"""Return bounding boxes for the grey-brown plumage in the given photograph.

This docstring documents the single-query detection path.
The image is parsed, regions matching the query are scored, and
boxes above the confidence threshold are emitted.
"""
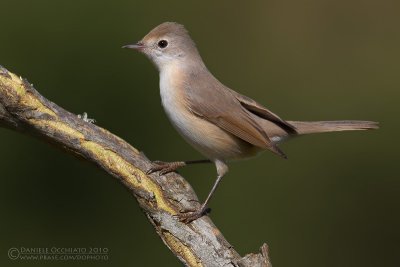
[123,22,379,223]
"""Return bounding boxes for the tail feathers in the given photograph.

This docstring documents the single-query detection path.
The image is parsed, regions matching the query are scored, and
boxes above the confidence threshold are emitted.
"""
[287,120,379,135]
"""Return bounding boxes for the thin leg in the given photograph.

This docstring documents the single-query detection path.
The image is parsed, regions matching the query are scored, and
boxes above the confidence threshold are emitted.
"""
[184,159,211,165]
[146,159,211,175]
[202,174,223,209]
[177,174,225,224]
[178,160,228,223]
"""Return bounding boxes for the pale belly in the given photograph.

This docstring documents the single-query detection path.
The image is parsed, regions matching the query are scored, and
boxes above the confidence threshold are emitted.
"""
[160,71,258,160]
[163,102,259,160]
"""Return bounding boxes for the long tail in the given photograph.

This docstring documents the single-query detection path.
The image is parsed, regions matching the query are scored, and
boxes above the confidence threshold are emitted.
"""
[287,120,379,135]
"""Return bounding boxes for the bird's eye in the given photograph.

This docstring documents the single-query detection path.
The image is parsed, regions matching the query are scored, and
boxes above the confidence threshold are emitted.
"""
[158,40,168,48]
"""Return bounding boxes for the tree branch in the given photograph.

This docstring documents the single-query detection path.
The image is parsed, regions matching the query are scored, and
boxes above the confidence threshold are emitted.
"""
[0,65,272,267]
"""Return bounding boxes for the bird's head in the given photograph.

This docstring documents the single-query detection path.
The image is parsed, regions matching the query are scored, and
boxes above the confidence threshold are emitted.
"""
[123,22,200,70]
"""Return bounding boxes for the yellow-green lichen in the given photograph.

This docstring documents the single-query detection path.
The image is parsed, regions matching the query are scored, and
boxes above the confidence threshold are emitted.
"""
[81,141,176,214]
[31,116,176,214]
[0,72,56,117]
[163,231,203,267]
[34,120,85,139]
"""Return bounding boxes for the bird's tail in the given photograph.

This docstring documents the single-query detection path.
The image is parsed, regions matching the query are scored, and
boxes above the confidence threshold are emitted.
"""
[287,120,379,135]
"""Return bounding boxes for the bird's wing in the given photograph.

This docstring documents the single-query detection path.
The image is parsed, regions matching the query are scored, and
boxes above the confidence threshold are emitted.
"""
[185,76,287,158]
[226,88,297,134]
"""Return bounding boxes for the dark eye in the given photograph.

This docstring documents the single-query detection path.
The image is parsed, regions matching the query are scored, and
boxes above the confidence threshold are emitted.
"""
[158,40,168,48]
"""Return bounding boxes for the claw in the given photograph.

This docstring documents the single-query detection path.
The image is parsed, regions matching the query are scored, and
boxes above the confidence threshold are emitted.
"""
[146,166,160,175]
[175,206,211,224]
[146,161,186,175]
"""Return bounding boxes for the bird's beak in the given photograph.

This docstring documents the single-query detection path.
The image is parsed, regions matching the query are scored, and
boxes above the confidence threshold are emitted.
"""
[122,42,146,50]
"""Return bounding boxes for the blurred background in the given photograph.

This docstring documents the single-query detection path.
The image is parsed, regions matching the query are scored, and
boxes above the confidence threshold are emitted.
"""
[0,0,398,266]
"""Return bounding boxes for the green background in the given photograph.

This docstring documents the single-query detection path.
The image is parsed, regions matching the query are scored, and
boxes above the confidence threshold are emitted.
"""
[0,0,398,266]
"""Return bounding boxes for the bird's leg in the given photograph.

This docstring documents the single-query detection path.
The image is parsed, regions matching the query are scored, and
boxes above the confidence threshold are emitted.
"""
[177,160,228,223]
[146,159,211,175]
[177,174,224,223]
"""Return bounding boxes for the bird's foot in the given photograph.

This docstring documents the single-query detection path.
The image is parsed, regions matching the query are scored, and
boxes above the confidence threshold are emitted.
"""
[175,206,211,224]
[146,161,186,175]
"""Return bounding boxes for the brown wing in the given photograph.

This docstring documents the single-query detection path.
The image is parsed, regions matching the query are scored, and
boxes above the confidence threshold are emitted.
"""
[185,74,287,158]
[227,88,297,134]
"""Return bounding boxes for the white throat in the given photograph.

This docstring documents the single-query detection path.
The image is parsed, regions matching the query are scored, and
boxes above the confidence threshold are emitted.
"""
[159,62,182,110]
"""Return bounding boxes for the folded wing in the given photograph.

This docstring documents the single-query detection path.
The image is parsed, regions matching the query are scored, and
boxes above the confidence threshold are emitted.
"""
[227,88,297,134]
[185,78,287,158]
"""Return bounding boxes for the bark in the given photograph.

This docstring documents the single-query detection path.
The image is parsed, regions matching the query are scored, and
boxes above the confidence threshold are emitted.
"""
[0,65,272,267]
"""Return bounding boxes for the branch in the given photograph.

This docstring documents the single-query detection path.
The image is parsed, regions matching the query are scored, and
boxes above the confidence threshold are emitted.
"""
[0,65,272,267]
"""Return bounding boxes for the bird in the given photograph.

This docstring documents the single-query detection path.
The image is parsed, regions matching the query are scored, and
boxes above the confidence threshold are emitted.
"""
[123,22,378,223]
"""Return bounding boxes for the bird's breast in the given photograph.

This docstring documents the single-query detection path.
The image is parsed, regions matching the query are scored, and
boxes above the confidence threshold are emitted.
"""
[159,65,189,131]
[159,66,203,146]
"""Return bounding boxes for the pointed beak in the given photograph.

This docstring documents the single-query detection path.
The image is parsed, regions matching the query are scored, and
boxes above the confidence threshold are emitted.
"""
[122,42,146,50]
